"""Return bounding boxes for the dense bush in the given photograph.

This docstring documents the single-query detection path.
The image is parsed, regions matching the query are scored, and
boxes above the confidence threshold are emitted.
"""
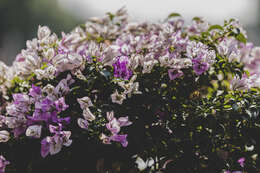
[0,8,260,173]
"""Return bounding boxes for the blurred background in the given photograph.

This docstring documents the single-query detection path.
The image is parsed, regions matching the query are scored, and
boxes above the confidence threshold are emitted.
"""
[0,0,259,65]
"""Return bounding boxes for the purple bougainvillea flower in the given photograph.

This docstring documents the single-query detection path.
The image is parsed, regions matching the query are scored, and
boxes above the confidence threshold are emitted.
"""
[106,118,121,134]
[12,93,30,106]
[49,124,61,134]
[168,69,183,80]
[112,56,132,80]
[0,155,10,173]
[41,111,53,122]
[106,112,132,134]
[12,127,26,138]
[238,157,245,167]
[57,117,71,125]
[118,116,132,127]
[77,118,89,129]
[54,74,75,96]
[39,98,53,112]
[41,124,72,158]
[41,137,51,158]
[54,97,69,113]
[110,134,128,147]
[192,57,209,75]
[29,84,42,97]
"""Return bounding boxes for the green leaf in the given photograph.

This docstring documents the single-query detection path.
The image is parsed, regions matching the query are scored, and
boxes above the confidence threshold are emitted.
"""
[96,36,104,43]
[40,62,48,70]
[11,76,23,85]
[79,24,86,30]
[208,25,224,31]
[236,33,247,44]
[26,73,36,81]
[192,17,202,22]
[106,12,115,21]
[168,13,181,18]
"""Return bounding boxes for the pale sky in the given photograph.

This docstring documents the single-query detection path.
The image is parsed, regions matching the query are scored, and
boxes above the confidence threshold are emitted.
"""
[58,0,258,25]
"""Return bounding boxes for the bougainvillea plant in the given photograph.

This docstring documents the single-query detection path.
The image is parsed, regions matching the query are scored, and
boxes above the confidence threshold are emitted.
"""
[0,8,260,173]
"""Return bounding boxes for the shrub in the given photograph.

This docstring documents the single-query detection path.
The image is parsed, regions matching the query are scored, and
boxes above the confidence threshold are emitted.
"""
[0,8,260,173]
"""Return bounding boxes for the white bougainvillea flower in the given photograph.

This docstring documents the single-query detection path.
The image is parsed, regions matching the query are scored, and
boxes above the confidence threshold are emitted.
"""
[49,137,62,155]
[230,75,250,90]
[77,96,94,110]
[83,108,96,121]
[0,130,10,142]
[142,60,158,74]
[43,48,55,61]
[118,116,132,127]
[26,38,38,51]
[111,90,126,104]
[25,125,42,138]
[77,118,89,129]
[106,118,121,134]
[99,133,112,145]
[61,131,73,147]
[35,65,57,80]
[117,75,142,98]
[38,25,51,40]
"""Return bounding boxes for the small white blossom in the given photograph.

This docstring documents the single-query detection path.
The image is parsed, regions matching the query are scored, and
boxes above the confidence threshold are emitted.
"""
[77,96,93,109]
[142,60,158,74]
[26,125,42,138]
[38,26,51,40]
[83,108,96,121]
[0,130,10,142]
[111,90,126,104]
[43,48,55,61]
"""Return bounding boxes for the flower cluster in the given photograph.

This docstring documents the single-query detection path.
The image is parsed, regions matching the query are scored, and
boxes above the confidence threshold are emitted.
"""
[0,8,260,173]
[2,74,73,158]
[100,111,132,147]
